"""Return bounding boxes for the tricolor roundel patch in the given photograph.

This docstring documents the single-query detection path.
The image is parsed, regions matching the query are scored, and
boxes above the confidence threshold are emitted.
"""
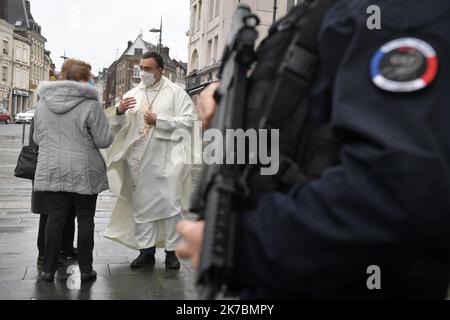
[370,38,438,93]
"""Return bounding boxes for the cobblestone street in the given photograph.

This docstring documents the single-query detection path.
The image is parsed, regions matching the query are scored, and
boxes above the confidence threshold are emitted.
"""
[0,123,200,300]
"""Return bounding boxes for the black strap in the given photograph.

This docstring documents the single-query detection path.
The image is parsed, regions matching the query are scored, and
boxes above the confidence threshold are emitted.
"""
[265,0,336,129]
[277,153,309,186]
[295,0,336,52]
[261,0,337,186]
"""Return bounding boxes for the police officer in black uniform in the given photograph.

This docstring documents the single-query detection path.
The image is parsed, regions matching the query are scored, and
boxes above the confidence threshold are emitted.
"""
[177,0,450,299]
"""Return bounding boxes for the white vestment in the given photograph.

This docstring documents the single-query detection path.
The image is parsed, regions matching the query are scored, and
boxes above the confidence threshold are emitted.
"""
[101,77,197,250]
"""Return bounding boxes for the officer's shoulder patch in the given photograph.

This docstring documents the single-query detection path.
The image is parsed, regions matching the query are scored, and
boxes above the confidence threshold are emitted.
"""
[370,38,438,93]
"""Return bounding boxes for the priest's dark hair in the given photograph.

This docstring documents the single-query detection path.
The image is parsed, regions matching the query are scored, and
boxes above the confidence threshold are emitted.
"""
[142,51,164,69]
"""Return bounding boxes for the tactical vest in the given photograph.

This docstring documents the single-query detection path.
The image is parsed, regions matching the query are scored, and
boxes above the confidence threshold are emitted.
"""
[242,0,341,208]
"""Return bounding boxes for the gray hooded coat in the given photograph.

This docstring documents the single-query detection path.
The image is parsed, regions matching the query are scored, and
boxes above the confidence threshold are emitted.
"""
[33,81,114,195]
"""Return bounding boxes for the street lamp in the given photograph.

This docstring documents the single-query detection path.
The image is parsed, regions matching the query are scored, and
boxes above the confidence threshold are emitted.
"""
[150,17,163,54]
[60,49,68,62]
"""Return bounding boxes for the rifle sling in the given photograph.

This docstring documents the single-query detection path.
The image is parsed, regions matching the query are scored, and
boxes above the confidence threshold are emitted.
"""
[262,0,338,186]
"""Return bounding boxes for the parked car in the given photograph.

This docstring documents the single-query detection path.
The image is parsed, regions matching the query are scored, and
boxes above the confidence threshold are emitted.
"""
[0,108,11,124]
[15,110,35,124]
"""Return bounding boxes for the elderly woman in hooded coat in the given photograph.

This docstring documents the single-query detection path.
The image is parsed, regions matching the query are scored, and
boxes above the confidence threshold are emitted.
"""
[33,58,114,283]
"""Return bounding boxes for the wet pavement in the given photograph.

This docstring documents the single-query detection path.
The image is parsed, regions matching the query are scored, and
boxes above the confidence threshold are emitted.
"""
[0,123,200,300]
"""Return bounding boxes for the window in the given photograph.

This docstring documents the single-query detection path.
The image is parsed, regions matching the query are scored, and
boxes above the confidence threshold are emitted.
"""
[134,48,143,56]
[22,69,27,88]
[215,0,220,17]
[207,39,213,64]
[15,68,21,87]
[192,5,198,34]
[3,39,8,55]
[197,1,202,32]
[213,35,219,61]
[209,0,214,21]
[23,49,28,63]
[191,50,199,71]
[2,66,8,82]
[133,65,140,78]
[16,47,22,61]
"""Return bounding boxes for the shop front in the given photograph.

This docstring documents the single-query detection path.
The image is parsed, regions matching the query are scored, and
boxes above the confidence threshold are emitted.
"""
[12,88,30,116]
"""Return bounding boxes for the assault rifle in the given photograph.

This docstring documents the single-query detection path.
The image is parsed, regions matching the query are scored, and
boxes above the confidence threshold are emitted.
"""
[190,5,260,300]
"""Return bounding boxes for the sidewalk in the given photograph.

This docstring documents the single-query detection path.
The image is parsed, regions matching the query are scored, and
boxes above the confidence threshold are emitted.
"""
[0,124,200,300]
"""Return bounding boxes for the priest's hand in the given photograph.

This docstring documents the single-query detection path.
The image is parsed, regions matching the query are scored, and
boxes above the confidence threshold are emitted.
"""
[198,82,220,129]
[144,112,157,126]
[176,221,205,269]
[118,96,136,114]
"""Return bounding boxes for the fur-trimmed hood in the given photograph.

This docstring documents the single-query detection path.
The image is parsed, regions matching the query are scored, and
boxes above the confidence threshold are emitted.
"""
[37,81,99,114]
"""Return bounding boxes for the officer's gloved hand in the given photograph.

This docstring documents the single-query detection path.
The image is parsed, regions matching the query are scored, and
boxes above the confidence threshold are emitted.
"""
[198,82,220,129]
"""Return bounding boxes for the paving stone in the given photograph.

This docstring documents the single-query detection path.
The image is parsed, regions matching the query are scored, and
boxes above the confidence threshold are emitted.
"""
[154,268,198,292]
[83,274,161,294]
[0,226,30,233]
[147,288,199,300]
[0,268,27,281]
[0,218,23,225]
[0,257,37,269]
[108,263,156,276]
[93,255,131,265]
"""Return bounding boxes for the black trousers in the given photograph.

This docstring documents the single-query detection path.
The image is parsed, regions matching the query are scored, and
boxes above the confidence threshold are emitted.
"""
[37,209,76,257]
[44,192,98,274]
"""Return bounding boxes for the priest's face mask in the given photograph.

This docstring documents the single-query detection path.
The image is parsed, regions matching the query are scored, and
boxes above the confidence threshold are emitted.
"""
[139,57,163,86]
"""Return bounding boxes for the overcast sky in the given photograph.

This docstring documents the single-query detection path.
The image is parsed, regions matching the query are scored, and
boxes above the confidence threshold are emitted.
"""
[31,0,191,75]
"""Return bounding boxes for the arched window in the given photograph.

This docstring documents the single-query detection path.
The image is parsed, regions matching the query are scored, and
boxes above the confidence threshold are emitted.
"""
[191,49,199,72]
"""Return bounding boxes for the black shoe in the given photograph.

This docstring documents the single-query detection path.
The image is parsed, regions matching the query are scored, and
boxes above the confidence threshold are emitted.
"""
[60,248,77,260]
[165,251,181,270]
[131,253,155,268]
[41,272,55,283]
[81,270,97,283]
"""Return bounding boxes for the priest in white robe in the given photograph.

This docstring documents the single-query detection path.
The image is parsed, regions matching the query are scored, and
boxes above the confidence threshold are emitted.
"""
[101,51,197,269]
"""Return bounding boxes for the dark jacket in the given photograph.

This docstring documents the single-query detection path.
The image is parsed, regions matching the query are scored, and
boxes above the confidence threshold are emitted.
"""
[236,0,450,299]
